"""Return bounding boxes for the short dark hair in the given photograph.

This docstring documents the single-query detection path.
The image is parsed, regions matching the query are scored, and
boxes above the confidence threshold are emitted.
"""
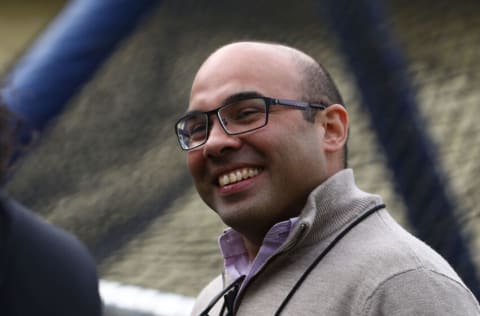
[0,104,18,180]
[294,56,348,168]
[298,59,344,109]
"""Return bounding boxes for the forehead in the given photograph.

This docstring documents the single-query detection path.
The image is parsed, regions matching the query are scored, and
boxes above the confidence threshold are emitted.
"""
[188,44,303,111]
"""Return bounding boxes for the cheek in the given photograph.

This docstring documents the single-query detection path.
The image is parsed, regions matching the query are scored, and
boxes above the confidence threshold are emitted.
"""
[186,152,204,181]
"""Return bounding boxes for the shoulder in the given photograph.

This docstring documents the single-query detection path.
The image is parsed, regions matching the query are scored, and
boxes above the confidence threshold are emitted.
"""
[342,209,460,275]
[5,198,95,269]
[341,209,480,314]
[1,198,102,315]
[190,274,224,316]
[350,209,465,279]
[363,268,480,315]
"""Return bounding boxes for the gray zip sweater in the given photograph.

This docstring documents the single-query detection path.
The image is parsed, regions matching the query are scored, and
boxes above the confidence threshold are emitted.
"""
[191,169,480,315]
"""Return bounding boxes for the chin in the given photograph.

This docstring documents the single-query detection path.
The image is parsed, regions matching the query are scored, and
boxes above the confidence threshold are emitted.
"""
[217,208,249,227]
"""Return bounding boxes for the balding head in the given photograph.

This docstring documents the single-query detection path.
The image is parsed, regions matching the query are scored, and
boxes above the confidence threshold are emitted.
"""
[193,41,344,112]
[200,41,316,71]
[190,42,306,106]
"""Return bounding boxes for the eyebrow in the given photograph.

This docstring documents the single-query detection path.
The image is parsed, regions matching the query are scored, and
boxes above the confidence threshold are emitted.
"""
[184,91,265,116]
[222,91,264,105]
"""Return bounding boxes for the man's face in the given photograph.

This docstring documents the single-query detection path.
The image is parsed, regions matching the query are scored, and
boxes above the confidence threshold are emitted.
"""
[186,44,331,237]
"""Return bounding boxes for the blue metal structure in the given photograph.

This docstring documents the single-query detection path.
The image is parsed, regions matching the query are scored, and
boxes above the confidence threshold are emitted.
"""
[1,0,161,133]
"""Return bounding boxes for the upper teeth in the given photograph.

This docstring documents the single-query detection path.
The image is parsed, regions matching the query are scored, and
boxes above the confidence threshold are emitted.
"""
[219,168,260,186]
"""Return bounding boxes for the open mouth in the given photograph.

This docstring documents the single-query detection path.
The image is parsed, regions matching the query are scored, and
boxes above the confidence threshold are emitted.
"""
[218,167,261,187]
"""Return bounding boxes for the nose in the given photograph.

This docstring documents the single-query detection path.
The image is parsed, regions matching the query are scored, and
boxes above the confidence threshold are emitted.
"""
[203,117,241,158]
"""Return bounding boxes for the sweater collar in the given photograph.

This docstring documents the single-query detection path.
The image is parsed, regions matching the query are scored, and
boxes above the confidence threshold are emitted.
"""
[282,169,385,249]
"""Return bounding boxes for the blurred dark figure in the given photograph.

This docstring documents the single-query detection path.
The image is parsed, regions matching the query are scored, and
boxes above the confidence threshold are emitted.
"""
[0,104,102,315]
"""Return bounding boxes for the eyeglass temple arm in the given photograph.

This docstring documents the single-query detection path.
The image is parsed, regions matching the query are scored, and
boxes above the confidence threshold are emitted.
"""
[272,98,327,110]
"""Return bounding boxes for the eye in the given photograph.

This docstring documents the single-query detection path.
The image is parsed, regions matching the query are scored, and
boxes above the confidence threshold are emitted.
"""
[226,99,266,123]
[235,107,263,119]
[181,115,207,141]
[188,122,207,140]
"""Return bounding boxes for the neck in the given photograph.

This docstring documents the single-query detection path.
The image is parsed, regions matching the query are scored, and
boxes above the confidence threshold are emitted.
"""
[241,235,263,261]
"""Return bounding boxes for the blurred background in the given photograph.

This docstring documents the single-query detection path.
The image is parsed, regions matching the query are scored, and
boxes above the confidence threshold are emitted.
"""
[1,0,479,315]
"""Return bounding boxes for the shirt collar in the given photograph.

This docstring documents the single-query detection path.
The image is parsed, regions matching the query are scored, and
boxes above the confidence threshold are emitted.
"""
[219,217,298,279]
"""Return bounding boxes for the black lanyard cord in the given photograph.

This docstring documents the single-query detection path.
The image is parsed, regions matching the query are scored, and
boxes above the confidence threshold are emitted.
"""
[274,203,385,316]
[200,275,245,316]
[199,204,385,316]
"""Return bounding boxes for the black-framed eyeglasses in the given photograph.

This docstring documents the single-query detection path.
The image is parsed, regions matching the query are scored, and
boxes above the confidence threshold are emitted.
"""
[174,96,327,151]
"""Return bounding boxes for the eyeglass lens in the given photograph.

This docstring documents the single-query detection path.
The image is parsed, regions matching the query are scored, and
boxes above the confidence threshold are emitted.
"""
[177,98,268,150]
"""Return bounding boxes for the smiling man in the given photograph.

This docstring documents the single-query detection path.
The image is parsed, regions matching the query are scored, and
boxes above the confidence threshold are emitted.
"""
[176,41,480,316]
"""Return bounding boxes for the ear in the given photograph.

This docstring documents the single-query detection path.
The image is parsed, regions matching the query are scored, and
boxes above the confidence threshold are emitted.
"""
[319,104,348,153]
